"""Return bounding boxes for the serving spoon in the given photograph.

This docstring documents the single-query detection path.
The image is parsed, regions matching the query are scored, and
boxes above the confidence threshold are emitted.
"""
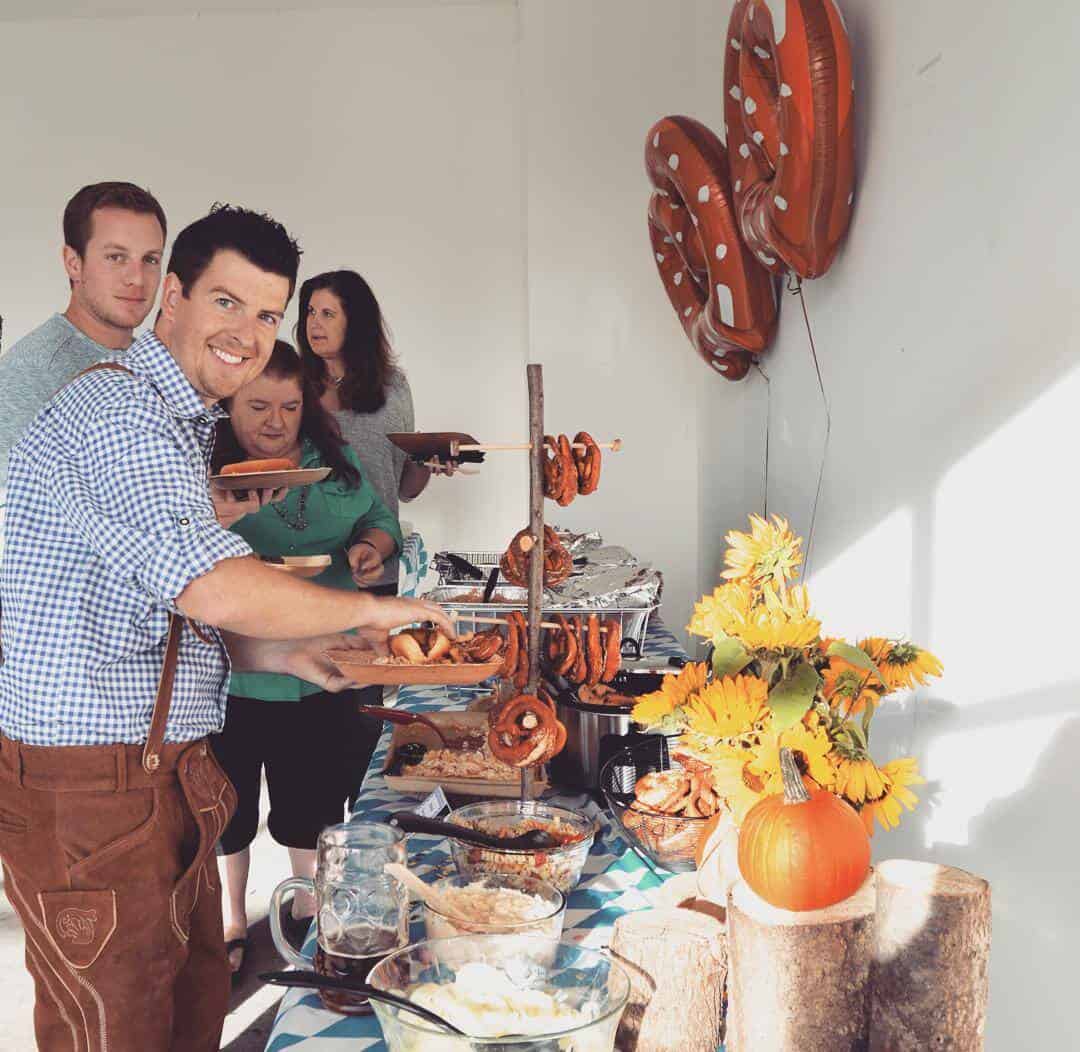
[257,970,467,1034]
[388,811,564,851]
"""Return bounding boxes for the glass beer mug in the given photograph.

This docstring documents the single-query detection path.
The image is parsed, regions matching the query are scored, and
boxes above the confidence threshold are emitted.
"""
[269,821,408,1014]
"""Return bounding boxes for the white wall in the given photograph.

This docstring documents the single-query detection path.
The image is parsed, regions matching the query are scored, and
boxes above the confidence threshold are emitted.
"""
[697,1,1080,1047]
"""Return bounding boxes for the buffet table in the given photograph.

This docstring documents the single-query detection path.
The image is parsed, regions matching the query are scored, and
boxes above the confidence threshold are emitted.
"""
[265,617,694,1052]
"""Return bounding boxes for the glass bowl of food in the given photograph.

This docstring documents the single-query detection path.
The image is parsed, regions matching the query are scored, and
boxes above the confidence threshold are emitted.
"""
[445,800,596,893]
[600,735,714,873]
[367,934,630,1052]
[423,873,566,942]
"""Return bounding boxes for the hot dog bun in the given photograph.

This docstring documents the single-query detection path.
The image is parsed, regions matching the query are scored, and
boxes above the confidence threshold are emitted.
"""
[219,458,298,476]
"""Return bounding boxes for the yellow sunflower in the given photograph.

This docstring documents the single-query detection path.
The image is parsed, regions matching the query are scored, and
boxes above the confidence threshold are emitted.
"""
[859,757,926,835]
[705,748,769,823]
[832,754,889,805]
[722,514,804,587]
[859,638,944,691]
[748,713,834,794]
[688,581,821,650]
[684,675,769,739]
[821,657,883,715]
[630,661,708,729]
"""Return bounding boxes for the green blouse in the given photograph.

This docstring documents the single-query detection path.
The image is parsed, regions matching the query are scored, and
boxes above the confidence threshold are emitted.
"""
[228,437,403,701]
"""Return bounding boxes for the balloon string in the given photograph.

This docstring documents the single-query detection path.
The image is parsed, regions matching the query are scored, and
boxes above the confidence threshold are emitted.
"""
[787,274,831,578]
[752,362,771,520]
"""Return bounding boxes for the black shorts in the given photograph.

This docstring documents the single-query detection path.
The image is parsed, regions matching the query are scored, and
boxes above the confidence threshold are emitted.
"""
[210,690,362,854]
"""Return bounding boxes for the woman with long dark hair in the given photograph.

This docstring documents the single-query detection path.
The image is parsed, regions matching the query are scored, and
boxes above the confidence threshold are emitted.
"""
[296,270,436,578]
[210,339,402,978]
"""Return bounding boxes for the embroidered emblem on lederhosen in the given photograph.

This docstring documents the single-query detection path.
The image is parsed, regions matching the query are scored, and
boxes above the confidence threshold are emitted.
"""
[56,907,99,945]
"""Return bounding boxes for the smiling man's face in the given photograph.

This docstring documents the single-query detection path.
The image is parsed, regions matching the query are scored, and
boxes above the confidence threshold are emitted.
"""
[159,249,290,406]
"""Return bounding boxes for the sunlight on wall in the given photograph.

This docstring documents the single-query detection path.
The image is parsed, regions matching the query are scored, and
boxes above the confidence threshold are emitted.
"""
[922,713,1065,847]
[933,364,1080,703]
[807,505,913,639]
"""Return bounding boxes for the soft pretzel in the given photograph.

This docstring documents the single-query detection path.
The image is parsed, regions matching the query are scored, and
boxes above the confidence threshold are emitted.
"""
[464,629,503,663]
[556,435,577,507]
[584,614,604,687]
[488,694,561,767]
[548,614,578,677]
[496,618,520,679]
[569,616,588,685]
[220,457,297,475]
[542,436,568,502]
[572,431,602,495]
[499,525,573,588]
[508,611,530,690]
[390,630,428,663]
[600,618,622,683]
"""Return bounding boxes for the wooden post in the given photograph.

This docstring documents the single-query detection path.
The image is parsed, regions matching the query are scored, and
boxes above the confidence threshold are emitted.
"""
[726,876,876,1052]
[870,860,991,1051]
[610,906,727,1052]
[520,363,544,801]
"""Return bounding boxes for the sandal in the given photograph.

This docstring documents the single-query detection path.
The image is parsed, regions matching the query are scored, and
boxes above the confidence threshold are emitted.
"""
[225,936,249,983]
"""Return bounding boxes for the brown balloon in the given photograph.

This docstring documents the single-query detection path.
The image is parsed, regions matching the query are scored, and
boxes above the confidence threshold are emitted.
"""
[645,115,778,380]
[723,0,855,278]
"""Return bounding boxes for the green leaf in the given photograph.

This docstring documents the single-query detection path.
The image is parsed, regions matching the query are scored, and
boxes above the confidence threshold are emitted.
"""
[846,720,868,751]
[767,663,822,732]
[711,632,752,679]
[826,641,887,686]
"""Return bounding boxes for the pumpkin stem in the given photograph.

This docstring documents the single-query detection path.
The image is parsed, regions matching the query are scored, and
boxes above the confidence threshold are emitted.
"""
[780,747,811,804]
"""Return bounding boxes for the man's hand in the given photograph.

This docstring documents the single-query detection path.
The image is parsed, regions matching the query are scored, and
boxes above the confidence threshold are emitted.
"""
[222,630,388,692]
[347,541,384,586]
[211,483,289,529]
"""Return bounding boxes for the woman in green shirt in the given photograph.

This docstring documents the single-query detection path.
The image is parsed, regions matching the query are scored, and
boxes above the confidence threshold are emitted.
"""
[209,340,402,977]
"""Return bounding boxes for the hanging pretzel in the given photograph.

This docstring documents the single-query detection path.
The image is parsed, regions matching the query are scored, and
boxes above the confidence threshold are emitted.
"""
[573,432,602,495]
[488,694,565,767]
[601,617,622,683]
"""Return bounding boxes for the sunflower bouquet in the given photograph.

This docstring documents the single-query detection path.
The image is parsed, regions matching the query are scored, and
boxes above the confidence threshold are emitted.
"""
[632,515,941,835]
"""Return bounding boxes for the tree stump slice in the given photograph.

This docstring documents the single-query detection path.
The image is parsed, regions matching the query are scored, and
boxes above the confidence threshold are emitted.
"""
[870,860,991,1051]
[610,906,727,1052]
[727,875,876,1052]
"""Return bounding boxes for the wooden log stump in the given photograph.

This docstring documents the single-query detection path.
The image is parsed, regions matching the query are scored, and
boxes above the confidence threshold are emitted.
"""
[726,875,876,1052]
[870,860,991,1051]
[610,906,727,1052]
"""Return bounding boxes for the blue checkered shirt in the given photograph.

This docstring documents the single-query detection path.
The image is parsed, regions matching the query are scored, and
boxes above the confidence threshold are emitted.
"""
[0,331,253,746]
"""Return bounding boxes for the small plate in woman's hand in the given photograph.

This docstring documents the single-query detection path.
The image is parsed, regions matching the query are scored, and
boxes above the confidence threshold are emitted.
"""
[261,555,332,579]
[210,467,331,491]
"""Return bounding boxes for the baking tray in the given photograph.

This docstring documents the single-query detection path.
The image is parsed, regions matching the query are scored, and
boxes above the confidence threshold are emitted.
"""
[381,711,548,798]
[324,651,501,686]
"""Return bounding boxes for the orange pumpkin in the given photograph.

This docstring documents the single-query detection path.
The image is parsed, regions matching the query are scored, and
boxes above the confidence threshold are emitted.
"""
[738,747,870,911]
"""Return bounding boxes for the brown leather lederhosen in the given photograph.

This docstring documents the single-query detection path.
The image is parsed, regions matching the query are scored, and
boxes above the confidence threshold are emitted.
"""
[0,362,238,1052]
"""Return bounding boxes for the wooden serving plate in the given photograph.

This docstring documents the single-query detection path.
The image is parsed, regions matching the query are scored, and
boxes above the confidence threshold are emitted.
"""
[381,711,548,798]
[386,432,485,464]
[210,467,331,491]
[262,555,331,579]
[324,651,502,686]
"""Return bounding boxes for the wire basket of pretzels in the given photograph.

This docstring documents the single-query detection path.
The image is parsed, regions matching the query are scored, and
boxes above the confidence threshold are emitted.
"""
[599,735,719,873]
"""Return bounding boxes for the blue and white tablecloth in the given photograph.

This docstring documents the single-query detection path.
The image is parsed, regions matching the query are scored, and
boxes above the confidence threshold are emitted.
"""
[266,618,691,1051]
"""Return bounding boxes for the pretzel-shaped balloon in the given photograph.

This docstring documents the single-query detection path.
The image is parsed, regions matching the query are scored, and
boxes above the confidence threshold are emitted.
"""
[723,0,855,278]
[645,115,778,380]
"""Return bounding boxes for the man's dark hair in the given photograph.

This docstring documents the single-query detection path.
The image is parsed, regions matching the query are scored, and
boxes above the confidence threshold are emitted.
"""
[167,203,302,299]
[62,181,167,257]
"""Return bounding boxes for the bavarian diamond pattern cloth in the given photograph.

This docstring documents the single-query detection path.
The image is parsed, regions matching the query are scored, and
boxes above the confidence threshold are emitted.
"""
[266,617,717,1052]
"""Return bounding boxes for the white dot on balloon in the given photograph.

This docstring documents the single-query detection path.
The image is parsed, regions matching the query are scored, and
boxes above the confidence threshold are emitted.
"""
[735,179,742,192]
[779,142,790,156]
[759,251,776,265]
[684,306,693,316]
[716,243,728,260]
[752,131,765,145]
[731,38,741,50]
[653,133,660,148]
[674,272,683,285]
[668,153,680,170]
[745,97,757,114]
[714,283,735,326]
[729,85,742,101]
[754,46,771,59]
[656,253,665,262]
[775,195,788,211]
[780,83,792,97]
[698,186,710,203]
[739,144,751,159]
[675,231,684,242]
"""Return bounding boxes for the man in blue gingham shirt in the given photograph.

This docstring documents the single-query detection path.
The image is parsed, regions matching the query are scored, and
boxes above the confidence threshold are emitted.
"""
[0,204,453,1051]
[0,331,253,745]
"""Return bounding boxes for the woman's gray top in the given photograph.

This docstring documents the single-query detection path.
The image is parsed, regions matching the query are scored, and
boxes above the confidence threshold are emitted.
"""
[333,368,413,588]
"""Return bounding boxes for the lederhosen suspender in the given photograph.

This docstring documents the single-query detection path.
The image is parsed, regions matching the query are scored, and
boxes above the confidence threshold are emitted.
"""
[72,362,185,773]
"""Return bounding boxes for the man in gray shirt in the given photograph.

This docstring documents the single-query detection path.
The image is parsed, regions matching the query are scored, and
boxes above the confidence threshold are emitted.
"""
[0,182,167,512]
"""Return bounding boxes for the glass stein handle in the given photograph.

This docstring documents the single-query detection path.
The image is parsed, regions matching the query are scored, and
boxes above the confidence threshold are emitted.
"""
[269,876,315,970]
